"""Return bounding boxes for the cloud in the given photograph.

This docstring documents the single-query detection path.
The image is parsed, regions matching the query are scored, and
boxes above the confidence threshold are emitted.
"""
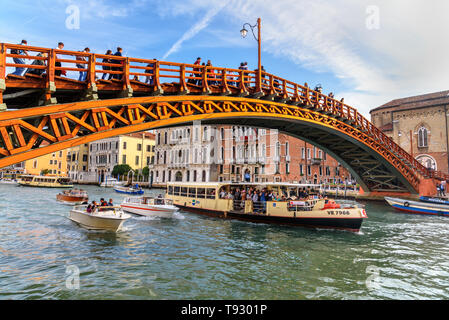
[155,0,449,117]
[162,1,230,60]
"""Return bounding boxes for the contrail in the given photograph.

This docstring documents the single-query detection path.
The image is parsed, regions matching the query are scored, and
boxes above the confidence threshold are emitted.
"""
[162,1,230,60]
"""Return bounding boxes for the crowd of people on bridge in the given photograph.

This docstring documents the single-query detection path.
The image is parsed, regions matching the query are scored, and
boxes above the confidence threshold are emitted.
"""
[7,39,344,103]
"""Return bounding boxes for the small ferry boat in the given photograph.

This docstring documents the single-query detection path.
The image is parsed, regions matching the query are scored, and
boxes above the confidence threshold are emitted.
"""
[56,189,89,205]
[385,196,449,216]
[68,205,131,232]
[114,184,144,195]
[121,196,178,218]
[166,182,367,232]
[18,175,73,188]
[100,177,125,188]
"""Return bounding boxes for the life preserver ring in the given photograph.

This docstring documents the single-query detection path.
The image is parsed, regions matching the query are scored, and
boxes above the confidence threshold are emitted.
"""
[404,201,410,207]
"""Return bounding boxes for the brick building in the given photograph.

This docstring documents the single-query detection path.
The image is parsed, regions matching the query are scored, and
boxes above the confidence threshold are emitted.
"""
[370,90,449,174]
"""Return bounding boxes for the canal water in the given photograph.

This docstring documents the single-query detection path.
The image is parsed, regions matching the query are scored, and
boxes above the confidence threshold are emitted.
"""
[0,184,448,300]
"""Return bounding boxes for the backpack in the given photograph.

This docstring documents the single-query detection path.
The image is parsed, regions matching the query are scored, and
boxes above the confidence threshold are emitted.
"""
[11,48,18,54]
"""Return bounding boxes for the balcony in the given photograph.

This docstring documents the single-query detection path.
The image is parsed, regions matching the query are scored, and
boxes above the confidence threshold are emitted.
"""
[311,158,322,165]
[257,156,266,164]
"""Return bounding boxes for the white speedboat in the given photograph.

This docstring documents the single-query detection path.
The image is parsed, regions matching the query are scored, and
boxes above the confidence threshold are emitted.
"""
[121,196,179,218]
[68,205,131,232]
[100,177,126,188]
[0,178,18,185]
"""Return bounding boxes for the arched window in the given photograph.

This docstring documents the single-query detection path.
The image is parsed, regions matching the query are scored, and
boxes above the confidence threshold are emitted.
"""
[418,127,428,147]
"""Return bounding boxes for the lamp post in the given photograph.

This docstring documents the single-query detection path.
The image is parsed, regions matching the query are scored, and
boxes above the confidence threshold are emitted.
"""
[240,17,262,93]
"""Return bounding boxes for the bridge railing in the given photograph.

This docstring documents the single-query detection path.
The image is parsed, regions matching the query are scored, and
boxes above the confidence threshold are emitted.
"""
[2,43,448,181]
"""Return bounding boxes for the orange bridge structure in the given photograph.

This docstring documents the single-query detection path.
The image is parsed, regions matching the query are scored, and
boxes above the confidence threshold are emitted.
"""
[0,43,444,197]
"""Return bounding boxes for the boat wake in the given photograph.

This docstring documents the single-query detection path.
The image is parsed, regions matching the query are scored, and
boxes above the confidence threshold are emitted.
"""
[130,216,161,221]
[172,212,185,220]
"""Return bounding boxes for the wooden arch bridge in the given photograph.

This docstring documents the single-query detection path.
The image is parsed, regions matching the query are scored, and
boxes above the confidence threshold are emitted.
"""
[0,43,444,196]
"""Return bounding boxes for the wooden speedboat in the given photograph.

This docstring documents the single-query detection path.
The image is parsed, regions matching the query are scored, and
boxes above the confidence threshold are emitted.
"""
[57,189,89,205]
[385,196,449,216]
[18,175,73,188]
[166,182,367,232]
[113,185,144,195]
[68,205,131,232]
[121,196,179,218]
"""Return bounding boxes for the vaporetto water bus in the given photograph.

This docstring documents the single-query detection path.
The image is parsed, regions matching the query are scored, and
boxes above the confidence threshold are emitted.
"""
[18,175,73,188]
[166,182,367,232]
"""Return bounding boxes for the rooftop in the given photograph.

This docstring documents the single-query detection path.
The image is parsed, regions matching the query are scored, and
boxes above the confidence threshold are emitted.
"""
[370,90,449,114]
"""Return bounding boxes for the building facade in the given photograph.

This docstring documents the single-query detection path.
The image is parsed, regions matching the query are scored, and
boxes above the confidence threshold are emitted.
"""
[151,124,350,186]
[67,143,89,182]
[87,132,155,183]
[370,90,449,174]
[23,142,69,176]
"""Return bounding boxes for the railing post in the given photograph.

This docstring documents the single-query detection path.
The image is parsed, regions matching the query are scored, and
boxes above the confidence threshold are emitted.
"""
[0,43,6,111]
[221,68,231,95]
[179,64,189,94]
[85,53,98,100]
[120,57,133,97]
[202,65,211,94]
[152,61,163,95]
[239,70,248,96]
[42,49,57,105]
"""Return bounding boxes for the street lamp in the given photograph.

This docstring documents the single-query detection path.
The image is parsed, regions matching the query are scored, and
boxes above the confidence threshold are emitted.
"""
[240,17,262,94]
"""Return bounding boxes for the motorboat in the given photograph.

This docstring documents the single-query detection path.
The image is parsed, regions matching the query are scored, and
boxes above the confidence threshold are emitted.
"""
[114,184,144,195]
[121,196,179,218]
[100,177,126,188]
[68,205,131,232]
[0,178,18,185]
[419,196,449,206]
[18,175,73,188]
[385,196,449,216]
[57,189,89,205]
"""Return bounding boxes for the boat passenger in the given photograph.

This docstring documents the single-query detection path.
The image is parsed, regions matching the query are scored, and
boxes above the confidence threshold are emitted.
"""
[91,201,98,211]
[219,188,226,199]
[108,198,114,206]
[86,204,92,213]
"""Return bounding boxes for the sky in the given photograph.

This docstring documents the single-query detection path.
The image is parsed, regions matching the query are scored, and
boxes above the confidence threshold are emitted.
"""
[1,0,449,118]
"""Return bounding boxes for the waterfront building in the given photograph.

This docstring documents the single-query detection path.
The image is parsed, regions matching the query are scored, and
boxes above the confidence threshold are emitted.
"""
[151,123,218,185]
[216,126,350,184]
[151,124,351,186]
[67,144,89,183]
[87,132,155,183]
[370,90,449,173]
[23,141,69,176]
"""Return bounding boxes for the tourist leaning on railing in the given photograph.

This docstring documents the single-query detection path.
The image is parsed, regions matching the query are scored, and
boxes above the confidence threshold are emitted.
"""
[11,39,28,76]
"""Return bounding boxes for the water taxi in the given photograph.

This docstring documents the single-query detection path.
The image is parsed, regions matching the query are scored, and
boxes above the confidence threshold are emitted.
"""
[68,205,131,232]
[385,196,449,216]
[0,178,18,185]
[114,184,144,195]
[57,189,89,205]
[100,177,125,188]
[121,196,179,218]
[166,182,367,232]
[18,175,73,188]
